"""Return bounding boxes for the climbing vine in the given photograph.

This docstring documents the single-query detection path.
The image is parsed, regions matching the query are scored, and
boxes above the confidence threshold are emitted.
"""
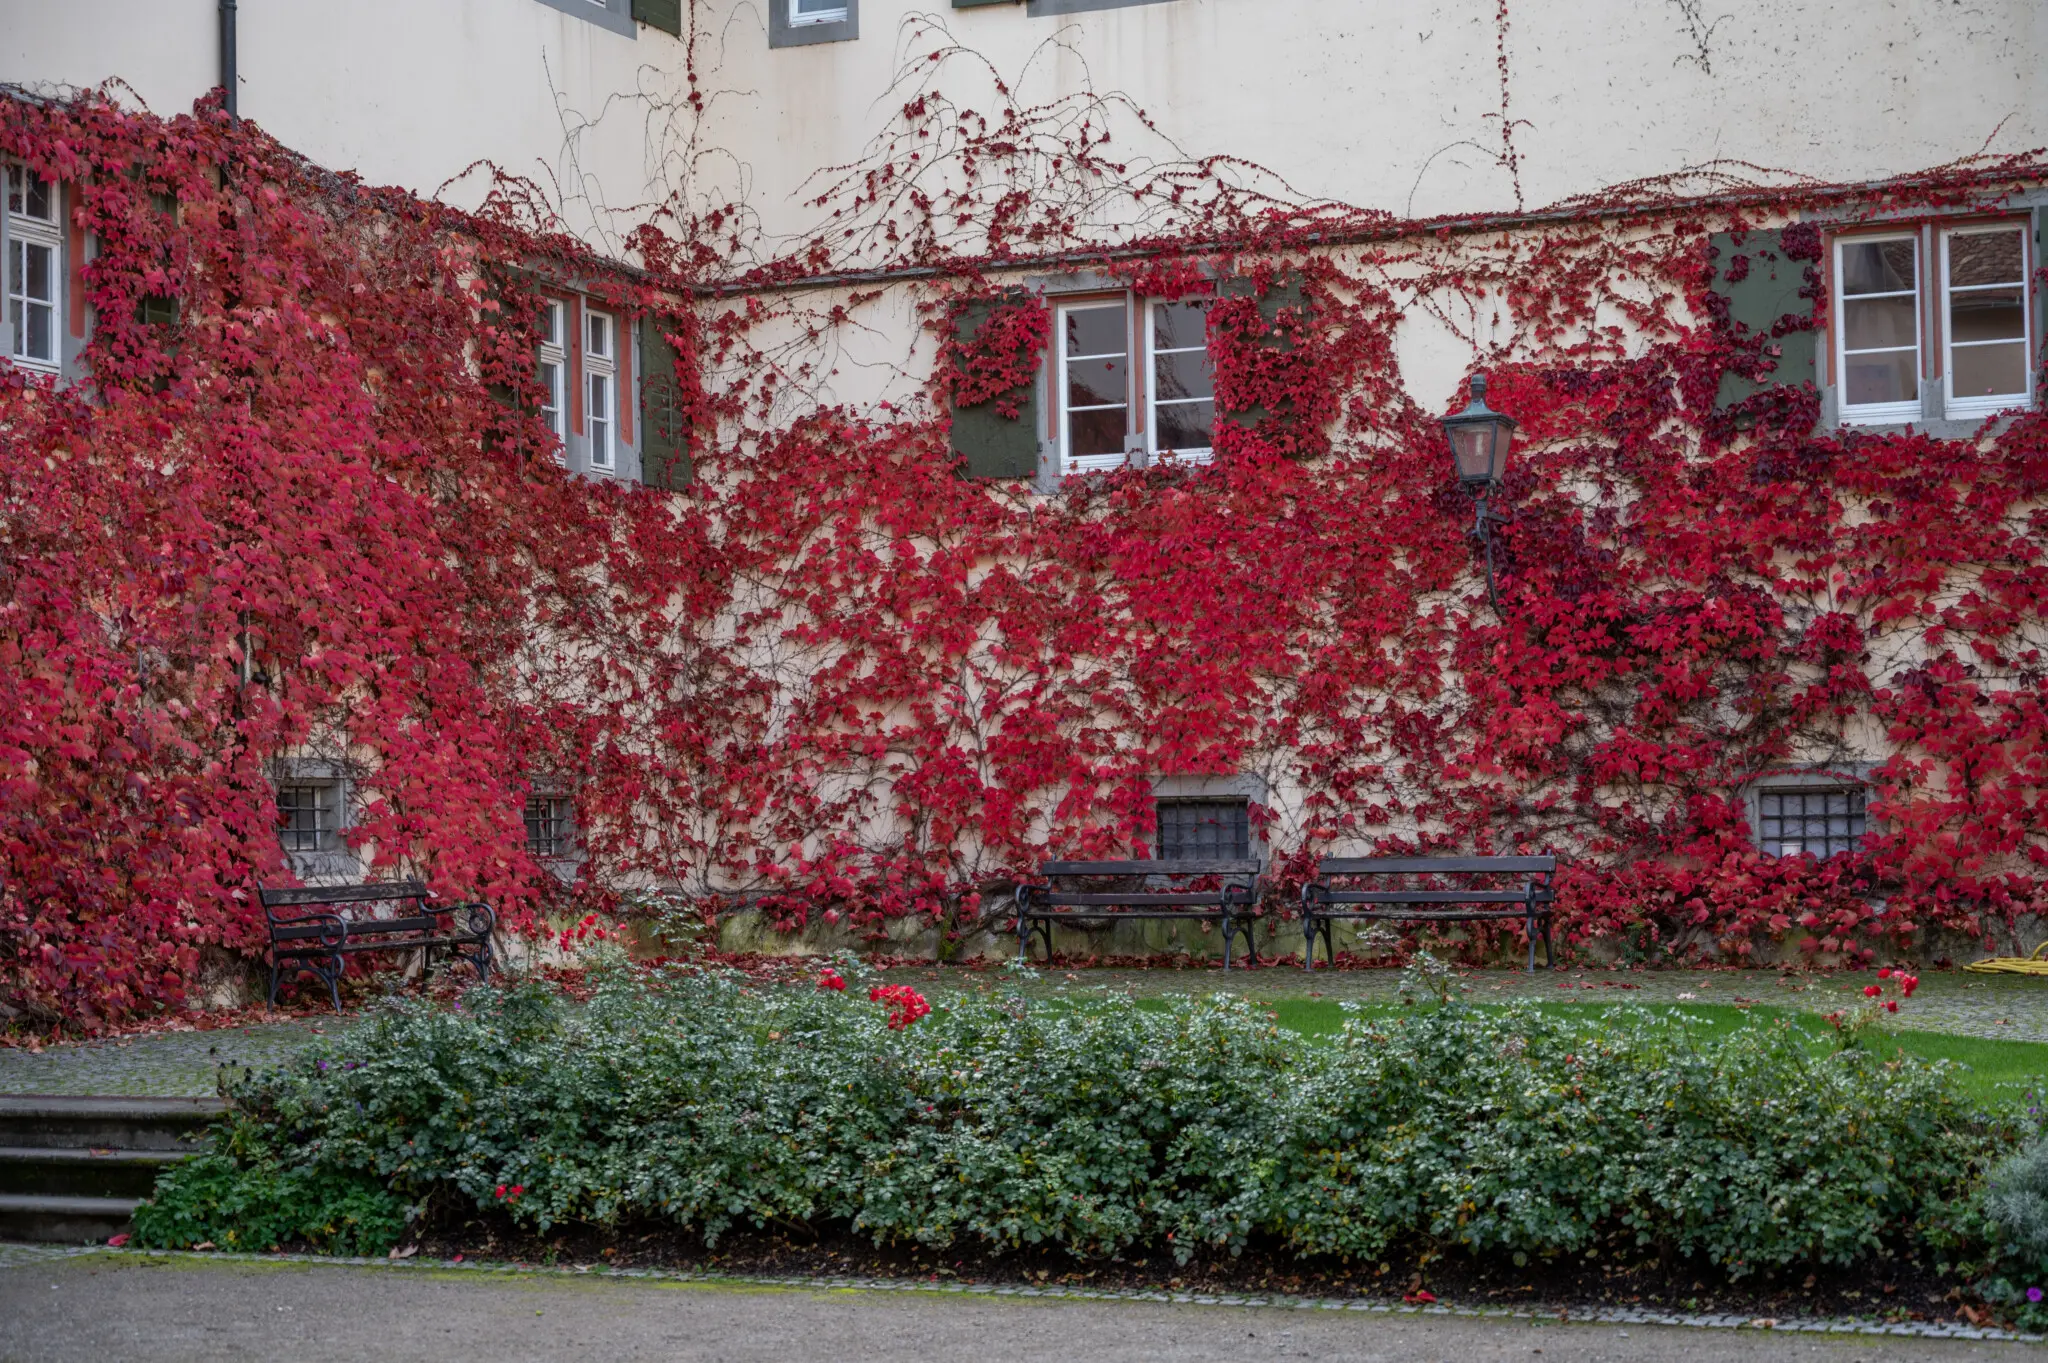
[3,30,2047,1026]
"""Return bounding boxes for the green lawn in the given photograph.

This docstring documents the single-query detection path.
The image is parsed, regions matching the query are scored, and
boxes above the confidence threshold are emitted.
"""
[1124,996,2047,1109]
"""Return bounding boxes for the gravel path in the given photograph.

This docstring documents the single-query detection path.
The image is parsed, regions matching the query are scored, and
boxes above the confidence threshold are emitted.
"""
[0,1252,2038,1363]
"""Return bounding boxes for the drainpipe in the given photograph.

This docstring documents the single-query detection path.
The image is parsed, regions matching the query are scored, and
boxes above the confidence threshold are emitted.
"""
[219,0,238,119]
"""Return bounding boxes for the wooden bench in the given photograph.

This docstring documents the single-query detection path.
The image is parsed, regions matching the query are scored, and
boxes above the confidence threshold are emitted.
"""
[1015,859,1265,969]
[1300,855,1557,973]
[260,879,496,1011]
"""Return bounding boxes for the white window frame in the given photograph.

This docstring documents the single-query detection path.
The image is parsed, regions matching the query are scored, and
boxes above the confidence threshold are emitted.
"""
[5,163,62,373]
[790,0,850,24]
[585,307,616,472]
[1833,232,1922,426]
[537,299,567,462]
[1055,294,1135,476]
[1940,223,2033,421]
[1143,296,1214,465]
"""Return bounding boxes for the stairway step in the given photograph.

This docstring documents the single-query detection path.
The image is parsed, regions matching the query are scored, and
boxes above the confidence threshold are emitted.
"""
[0,1146,192,1199]
[0,1193,140,1244]
[0,1095,224,1151]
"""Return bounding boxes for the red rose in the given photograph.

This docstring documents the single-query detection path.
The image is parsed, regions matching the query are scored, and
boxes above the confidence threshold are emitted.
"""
[1863,985,1882,997]
[1885,1001,1898,1013]
[1877,968,1892,980]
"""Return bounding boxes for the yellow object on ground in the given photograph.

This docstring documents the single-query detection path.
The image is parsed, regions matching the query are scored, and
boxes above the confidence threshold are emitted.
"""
[1965,942,2048,976]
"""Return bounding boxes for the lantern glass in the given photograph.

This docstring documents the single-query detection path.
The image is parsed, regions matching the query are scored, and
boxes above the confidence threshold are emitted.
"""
[1442,374,1516,489]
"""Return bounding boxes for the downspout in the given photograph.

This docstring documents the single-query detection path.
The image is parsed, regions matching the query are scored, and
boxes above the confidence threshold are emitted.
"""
[219,0,237,119]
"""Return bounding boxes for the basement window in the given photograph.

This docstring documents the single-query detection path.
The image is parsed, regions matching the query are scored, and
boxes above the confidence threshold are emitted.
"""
[277,783,342,854]
[1155,798,1251,861]
[524,794,576,860]
[770,0,857,45]
[1756,785,1866,860]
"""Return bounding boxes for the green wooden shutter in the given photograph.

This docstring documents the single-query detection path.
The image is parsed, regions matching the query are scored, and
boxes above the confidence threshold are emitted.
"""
[948,295,1041,480]
[1708,228,1819,409]
[632,0,683,34]
[1215,271,1306,438]
[2035,207,2046,405]
[639,314,693,491]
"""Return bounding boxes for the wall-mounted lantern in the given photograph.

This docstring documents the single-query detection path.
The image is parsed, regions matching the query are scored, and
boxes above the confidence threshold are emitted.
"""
[1441,373,1517,613]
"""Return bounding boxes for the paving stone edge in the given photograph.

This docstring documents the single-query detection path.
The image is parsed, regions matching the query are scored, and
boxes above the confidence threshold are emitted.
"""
[1,1241,2041,1344]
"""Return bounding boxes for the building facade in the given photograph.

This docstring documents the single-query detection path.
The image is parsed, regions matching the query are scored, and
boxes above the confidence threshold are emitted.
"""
[2,1,2047,1019]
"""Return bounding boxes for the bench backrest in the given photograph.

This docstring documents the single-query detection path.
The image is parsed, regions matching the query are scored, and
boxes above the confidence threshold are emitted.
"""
[1314,855,1555,878]
[1038,859,1262,878]
[260,879,431,912]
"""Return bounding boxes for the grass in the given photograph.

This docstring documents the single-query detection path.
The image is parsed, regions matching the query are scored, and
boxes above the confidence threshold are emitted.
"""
[1120,996,2047,1109]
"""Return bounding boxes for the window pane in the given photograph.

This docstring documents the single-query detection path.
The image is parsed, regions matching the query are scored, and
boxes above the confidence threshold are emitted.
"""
[1949,286,2025,344]
[1840,239,1915,296]
[1066,355,1128,408]
[544,302,561,347]
[24,171,49,220]
[1947,229,2024,288]
[1063,304,1126,358]
[1842,294,1916,349]
[1950,341,2027,400]
[25,301,51,362]
[587,314,609,358]
[1152,300,1208,351]
[1154,400,1214,453]
[1844,349,1917,406]
[794,0,845,12]
[1153,347,1214,402]
[1067,406,1126,458]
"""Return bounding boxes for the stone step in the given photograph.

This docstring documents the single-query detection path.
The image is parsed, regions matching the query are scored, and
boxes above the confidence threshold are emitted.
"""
[0,1193,141,1244]
[0,1095,224,1152]
[0,1146,192,1200]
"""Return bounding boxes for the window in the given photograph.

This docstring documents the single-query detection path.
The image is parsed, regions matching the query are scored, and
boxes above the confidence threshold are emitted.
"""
[1053,294,1216,475]
[524,795,575,859]
[1146,299,1214,461]
[769,0,856,46]
[1835,234,1920,424]
[538,300,566,459]
[1156,798,1251,861]
[1942,224,2032,419]
[585,309,615,471]
[1831,219,2036,426]
[1057,298,1130,473]
[1757,785,1866,860]
[5,164,60,371]
[277,783,341,854]
[530,0,636,37]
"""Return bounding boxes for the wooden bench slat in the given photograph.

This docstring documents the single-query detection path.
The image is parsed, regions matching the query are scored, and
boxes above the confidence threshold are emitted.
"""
[260,880,429,907]
[1034,892,1242,907]
[1315,856,1555,875]
[1316,889,1547,905]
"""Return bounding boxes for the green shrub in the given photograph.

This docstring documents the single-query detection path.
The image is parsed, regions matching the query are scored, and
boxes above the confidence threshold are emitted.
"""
[1974,1124,2048,1330]
[167,962,2001,1277]
[133,1151,407,1255]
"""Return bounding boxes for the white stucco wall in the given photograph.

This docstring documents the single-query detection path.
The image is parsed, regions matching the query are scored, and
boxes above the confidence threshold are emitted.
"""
[5,0,2043,255]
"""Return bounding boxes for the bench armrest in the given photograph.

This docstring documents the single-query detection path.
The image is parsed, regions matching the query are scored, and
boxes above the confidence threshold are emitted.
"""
[441,900,497,937]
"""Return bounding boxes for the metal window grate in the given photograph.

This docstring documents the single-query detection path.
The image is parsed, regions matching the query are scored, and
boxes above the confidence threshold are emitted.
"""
[277,784,331,853]
[1757,786,1865,860]
[1156,799,1250,861]
[525,795,573,859]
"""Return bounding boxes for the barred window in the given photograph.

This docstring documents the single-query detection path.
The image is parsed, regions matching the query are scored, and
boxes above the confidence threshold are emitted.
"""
[524,795,574,859]
[276,783,337,853]
[1757,786,1865,859]
[1155,798,1250,861]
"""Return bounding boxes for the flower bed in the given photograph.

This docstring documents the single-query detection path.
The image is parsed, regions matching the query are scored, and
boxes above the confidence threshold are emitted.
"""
[134,963,2038,1297]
